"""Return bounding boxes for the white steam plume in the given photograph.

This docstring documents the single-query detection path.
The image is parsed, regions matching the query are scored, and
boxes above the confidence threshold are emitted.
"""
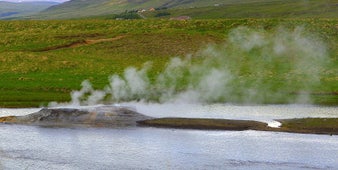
[49,26,330,106]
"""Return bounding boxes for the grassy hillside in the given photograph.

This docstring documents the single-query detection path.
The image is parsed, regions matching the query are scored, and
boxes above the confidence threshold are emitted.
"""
[0,1,59,20]
[145,0,338,19]
[0,19,337,107]
[32,0,338,19]
[34,0,213,19]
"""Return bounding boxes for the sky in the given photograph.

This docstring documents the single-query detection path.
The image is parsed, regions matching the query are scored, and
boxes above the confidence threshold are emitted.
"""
[1,0,69,2]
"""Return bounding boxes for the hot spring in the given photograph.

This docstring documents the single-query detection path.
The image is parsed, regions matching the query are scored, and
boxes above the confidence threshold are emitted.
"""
[1,26,337,169]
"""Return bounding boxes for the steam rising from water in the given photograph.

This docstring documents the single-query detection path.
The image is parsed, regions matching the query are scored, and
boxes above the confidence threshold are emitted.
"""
[50,26,329,106]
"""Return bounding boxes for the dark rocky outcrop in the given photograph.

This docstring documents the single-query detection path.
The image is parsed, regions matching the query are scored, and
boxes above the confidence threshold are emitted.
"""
[0,106,152,128]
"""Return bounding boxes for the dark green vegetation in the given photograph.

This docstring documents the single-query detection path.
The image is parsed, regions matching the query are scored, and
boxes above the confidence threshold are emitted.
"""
[30,0,338,20]
[0,1,59,20]
[0,19,337,107]
[138,117,338,135]
[112,10,142,20]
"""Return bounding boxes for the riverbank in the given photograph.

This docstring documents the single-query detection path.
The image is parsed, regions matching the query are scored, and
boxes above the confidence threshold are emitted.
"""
[0,106,337,135]
[138,117,338,135]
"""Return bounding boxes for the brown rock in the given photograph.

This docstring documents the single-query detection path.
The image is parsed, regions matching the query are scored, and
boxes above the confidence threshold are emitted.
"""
[0,106,152,128]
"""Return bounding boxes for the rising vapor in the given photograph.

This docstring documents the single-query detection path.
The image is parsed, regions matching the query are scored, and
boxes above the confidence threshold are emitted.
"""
[49,26,329,106]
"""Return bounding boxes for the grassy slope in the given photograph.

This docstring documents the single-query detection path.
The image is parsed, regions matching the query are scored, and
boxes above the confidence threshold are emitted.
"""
[31,0,338,19]
[34,0,223,19]
[0,1,59,20]
[144,0,338,19]
[0,19,337,107]
[0,20,220,107]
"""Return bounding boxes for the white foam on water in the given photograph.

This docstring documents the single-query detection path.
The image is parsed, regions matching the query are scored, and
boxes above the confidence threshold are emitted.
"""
[267,121,282,128]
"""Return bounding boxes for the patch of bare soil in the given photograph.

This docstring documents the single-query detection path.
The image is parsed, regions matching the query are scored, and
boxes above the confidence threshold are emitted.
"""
[35,35,126,52]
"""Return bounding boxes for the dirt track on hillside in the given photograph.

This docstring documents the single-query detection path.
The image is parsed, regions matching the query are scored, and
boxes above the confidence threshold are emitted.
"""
[35,35,126,52]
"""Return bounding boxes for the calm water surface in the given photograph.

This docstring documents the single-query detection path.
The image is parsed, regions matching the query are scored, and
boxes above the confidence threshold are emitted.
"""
[0,104,337,170]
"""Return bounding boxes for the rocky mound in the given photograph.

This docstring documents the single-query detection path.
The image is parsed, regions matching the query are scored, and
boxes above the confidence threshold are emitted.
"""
[0,106,152,128]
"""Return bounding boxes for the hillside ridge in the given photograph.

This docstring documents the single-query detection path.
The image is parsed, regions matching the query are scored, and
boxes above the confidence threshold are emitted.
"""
[0,1,59,19]
[31,0,338,19]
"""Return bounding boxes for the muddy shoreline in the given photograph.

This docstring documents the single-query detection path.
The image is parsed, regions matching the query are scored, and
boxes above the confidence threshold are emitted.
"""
[138,117,338,135]
[0,106,337,135]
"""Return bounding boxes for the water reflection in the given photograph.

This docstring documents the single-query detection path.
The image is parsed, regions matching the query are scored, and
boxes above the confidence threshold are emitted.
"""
[0,104,337,169]
[0,124,337,170]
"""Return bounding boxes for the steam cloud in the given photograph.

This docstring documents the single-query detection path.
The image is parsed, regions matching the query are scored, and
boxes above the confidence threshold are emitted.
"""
[49,26,329,106]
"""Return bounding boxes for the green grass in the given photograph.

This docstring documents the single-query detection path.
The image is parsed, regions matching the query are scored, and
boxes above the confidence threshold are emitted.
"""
[0,19,337,107]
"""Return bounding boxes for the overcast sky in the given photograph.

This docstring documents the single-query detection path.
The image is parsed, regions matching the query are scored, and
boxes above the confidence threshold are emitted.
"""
[2,0,69,2]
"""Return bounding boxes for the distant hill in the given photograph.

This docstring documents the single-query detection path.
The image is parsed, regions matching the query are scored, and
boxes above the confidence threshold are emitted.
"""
[31,0,247,19]
[145,0,338,19]
[30,0,338,19]
[0,1,59,20]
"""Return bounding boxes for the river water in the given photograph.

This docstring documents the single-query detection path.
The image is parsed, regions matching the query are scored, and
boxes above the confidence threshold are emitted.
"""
[0,104,337,170]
